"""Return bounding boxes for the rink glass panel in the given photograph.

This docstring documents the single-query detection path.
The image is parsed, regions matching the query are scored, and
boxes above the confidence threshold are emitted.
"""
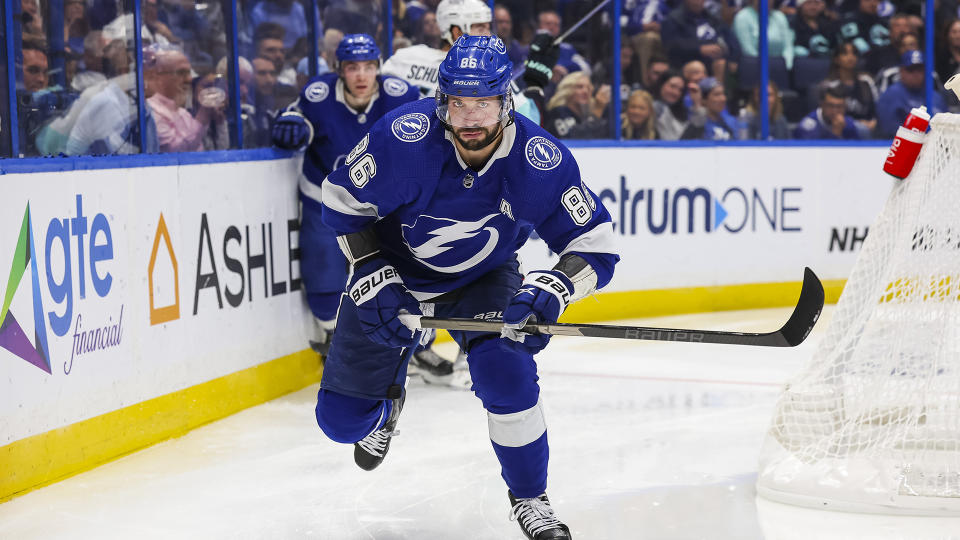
[0,0,9,157]
[13,0,145,157]
[0,0,953,160]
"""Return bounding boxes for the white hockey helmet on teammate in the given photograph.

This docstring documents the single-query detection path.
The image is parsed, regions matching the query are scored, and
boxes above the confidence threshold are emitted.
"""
[437,0,492,45]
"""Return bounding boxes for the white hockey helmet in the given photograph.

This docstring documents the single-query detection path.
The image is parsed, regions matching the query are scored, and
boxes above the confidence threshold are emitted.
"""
[437,0,492,45]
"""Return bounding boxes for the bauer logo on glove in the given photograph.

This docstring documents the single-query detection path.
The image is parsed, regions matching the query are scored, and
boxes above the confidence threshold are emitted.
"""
[349,266,402,304]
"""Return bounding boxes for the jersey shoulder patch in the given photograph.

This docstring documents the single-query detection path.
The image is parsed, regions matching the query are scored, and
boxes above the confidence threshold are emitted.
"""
[382,77,410,97]
[391,112,431,142]
[304,80,330,102]
[524,136,563,171]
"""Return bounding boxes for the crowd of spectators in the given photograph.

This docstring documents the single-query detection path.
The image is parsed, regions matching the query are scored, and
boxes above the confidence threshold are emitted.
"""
[8,0,960,157]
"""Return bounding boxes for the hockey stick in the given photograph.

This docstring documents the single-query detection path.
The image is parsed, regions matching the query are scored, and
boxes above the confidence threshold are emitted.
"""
[402,267,824,347]
[553,0,612,46]
[511,0,612,81]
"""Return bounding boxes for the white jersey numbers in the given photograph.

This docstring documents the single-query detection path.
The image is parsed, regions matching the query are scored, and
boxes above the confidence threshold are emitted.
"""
[561,186,592,226]
[345,133,370,165]
[349,154,377,188]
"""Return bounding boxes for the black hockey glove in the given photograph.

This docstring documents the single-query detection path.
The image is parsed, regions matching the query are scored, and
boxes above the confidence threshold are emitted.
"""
[522,32,560,90]
[347,258,422,348]
[501,270,573,354]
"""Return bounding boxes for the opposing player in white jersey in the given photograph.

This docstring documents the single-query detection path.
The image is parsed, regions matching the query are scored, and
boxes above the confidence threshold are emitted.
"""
[382,0,544,125]
[314,35,618,539]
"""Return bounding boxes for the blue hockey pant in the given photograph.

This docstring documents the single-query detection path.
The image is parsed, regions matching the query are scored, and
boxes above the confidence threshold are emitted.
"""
[315,258,549,498]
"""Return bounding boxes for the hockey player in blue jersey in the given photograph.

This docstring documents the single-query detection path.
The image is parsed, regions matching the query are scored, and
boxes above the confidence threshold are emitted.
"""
[272,35,466,384]
[312,35,618,539]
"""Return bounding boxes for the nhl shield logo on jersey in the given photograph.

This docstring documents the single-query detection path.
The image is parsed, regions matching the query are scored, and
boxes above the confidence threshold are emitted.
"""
[391,112,430,142]
[304,81,330,102]
[525,136,562,170]
[383,77,409,97]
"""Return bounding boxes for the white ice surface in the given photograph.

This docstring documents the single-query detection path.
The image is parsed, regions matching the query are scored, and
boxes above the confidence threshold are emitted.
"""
[3,306,960,539]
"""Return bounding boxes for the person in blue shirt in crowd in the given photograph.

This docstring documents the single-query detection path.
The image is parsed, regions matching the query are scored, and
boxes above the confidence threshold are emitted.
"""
[876,50,946,138]
[693,77,739,140]
[271,34,419,356]
[312,35,617,540]
[794,86,861,139]
[661,0,739,80]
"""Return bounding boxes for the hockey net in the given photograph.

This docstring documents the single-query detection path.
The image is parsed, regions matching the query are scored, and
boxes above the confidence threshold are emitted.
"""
[756,113,960,515]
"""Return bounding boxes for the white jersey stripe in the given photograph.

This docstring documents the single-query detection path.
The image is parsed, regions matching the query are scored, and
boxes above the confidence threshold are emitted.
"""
[321,180,381,218]
[487,399,547,448]
[559,222,617,257]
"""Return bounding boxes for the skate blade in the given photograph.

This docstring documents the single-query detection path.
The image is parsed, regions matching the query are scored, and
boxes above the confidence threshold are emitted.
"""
[419,370,472,390]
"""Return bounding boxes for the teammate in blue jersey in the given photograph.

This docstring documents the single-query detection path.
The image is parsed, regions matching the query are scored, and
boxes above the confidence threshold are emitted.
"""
[274,34,465,385]
[312,36,618,539]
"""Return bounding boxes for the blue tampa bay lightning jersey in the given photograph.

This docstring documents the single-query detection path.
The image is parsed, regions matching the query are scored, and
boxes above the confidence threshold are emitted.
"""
[290,72,421,183]
[317,99,619,298]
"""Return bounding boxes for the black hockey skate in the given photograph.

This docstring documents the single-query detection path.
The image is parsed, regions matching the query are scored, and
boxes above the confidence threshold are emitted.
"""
[353,390,405,471]
[409,348,473,389]
[508,491,572,540]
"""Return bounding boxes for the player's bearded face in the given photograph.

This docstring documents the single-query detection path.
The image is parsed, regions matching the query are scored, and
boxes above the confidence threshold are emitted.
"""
[448,96,503,150]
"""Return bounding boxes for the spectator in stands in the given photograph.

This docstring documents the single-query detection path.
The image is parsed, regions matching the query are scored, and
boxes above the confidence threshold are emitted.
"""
[254,22,295,86]
[661,0,737,80]
[875,31,920,93]
[401,0,441,39]
[625,0,668,88]
[416,10,443,49]
[592,43,645,104]
[838,0,890,56]
[249,0,309,51]
[864,13,913,75]
[545,71,611,138]
[72,32,108,92]
[494,4,526,70]
[64,0,90,54]
[295,28,344,88]
[214,55,268,148]
[876,51,946,138]
[192,71,229,150]
[937,19,960,85]
[144,45,217,152]
[21,0,44,42]
[691,77,739,140]
[792,0,839,59]
[681,60,707,110]
[22,41,50,93]
[740,81,790,139]
[622,89,658,140]
[815,43,878,135]
[64,41,150,155]
[536,10,592,82]
[794,86,861,139]
[652,69,704,140]
[733,0,795,69]
[641,54,670,93]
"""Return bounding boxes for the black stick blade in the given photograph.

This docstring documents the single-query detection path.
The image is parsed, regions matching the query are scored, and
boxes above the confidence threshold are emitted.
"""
[413,267,826,348]
[776,267,825,347]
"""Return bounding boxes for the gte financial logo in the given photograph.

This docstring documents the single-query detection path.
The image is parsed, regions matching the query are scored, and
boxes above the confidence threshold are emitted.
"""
[1,195,121,375]
[598,177,802,235]
[148,212,301,324]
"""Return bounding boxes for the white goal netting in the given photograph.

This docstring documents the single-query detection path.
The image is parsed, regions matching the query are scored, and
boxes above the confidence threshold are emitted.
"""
[756,113,960,515]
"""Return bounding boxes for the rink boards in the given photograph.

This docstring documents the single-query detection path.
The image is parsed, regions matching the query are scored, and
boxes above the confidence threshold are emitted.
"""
[0,144,891,501]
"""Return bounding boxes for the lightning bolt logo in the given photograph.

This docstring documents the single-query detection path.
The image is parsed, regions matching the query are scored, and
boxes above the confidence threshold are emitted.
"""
[402,214,501,273]
[392,113,431,142]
